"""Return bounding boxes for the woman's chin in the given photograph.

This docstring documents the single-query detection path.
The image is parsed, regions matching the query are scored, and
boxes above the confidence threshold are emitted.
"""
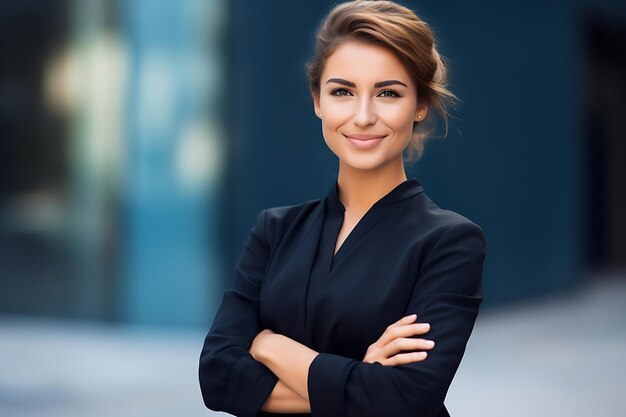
[337,152,397,172]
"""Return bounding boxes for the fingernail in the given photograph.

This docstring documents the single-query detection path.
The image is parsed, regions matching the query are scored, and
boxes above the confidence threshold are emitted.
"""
[426,340,435,347]
[407,314,417,319]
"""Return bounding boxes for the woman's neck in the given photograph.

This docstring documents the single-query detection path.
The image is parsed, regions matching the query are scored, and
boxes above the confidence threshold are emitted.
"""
[336,157,408,214]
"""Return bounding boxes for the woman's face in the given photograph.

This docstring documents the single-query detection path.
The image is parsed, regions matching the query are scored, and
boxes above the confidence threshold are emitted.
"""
[313,40,428,171]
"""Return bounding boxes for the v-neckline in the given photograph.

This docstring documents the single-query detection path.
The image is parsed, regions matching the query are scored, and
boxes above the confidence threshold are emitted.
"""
[325,178,424,267]
[332,218,349,257]
[332,212,360,258]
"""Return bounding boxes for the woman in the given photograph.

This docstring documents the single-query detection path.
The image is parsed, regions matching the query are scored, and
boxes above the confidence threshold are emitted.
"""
[199,1,486,416]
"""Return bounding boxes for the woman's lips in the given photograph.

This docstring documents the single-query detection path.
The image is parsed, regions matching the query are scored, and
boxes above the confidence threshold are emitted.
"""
[344,134,386,150]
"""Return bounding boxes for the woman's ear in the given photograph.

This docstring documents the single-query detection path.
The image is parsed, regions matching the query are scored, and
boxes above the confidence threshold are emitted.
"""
[415,103,429,122]
[313,94,321,118]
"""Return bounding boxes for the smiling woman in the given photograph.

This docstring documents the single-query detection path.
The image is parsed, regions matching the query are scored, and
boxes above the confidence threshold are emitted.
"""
[199,2,485,417]
[306,0,458,165]
[312,40,427,170]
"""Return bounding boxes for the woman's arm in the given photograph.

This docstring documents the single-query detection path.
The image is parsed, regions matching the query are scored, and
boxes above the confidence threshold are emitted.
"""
[253,221,485,417]
[259,379,311,413]
[250,329,319,402]
[252,312,435,410]
[253,314,433,413]
[306,221,486,417]
[198,209,280,417]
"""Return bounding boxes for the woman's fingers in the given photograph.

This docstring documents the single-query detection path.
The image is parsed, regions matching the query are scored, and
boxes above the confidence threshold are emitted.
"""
[383,351,428,366]
[401,314,419,324]
[362,315,434,366]
[387,314,418,329]
[380,336,435,358]
[376,321,431,348]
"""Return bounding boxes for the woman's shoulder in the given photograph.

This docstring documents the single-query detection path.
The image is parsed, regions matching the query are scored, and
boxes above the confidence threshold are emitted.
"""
[261,197,322,225]
[256,197,323,245]
[408,191,486,249]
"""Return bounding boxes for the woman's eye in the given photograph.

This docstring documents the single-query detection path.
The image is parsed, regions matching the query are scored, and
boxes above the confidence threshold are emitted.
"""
[330,88,351,97]
[329,88,401,98]
[379,89,400,98]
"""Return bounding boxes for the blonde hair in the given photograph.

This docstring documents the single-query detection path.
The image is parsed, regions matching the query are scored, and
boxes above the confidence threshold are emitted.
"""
[305,0,459,164]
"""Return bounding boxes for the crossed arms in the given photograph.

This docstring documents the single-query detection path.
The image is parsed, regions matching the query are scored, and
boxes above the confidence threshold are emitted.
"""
[199,209,486,416]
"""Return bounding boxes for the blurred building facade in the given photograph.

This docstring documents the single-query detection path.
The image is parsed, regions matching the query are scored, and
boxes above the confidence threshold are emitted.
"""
[0,0,227,327]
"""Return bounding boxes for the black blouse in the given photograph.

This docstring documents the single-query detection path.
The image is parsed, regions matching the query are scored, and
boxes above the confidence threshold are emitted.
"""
[199,178,487,417]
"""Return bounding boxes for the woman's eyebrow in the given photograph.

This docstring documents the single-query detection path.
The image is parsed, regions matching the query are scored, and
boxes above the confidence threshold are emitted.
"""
[325,78,408,88]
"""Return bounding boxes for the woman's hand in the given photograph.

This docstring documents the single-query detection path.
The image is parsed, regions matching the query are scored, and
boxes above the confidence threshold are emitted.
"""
[362,314,434,366]
[249,328,276,362]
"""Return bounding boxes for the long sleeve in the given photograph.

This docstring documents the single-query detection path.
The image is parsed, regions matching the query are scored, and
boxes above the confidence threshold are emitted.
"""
[307,221,487,417]
[199,209,279,417]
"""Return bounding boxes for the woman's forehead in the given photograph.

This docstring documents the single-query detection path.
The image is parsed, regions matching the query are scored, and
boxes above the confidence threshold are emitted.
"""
[322,40,412,84]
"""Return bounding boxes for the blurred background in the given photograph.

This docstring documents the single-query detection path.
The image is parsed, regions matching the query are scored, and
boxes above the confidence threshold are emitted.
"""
[0,0,624,416]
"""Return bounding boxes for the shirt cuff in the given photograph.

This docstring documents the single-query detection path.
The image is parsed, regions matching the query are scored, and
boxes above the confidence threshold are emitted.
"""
[307,352,359,416]
[223,354,279,417]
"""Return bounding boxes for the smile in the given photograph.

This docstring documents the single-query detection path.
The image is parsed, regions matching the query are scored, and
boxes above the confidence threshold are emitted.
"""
[344,134,386,150]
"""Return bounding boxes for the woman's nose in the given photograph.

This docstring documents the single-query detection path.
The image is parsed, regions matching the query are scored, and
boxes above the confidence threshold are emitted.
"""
[353,99,377,126]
